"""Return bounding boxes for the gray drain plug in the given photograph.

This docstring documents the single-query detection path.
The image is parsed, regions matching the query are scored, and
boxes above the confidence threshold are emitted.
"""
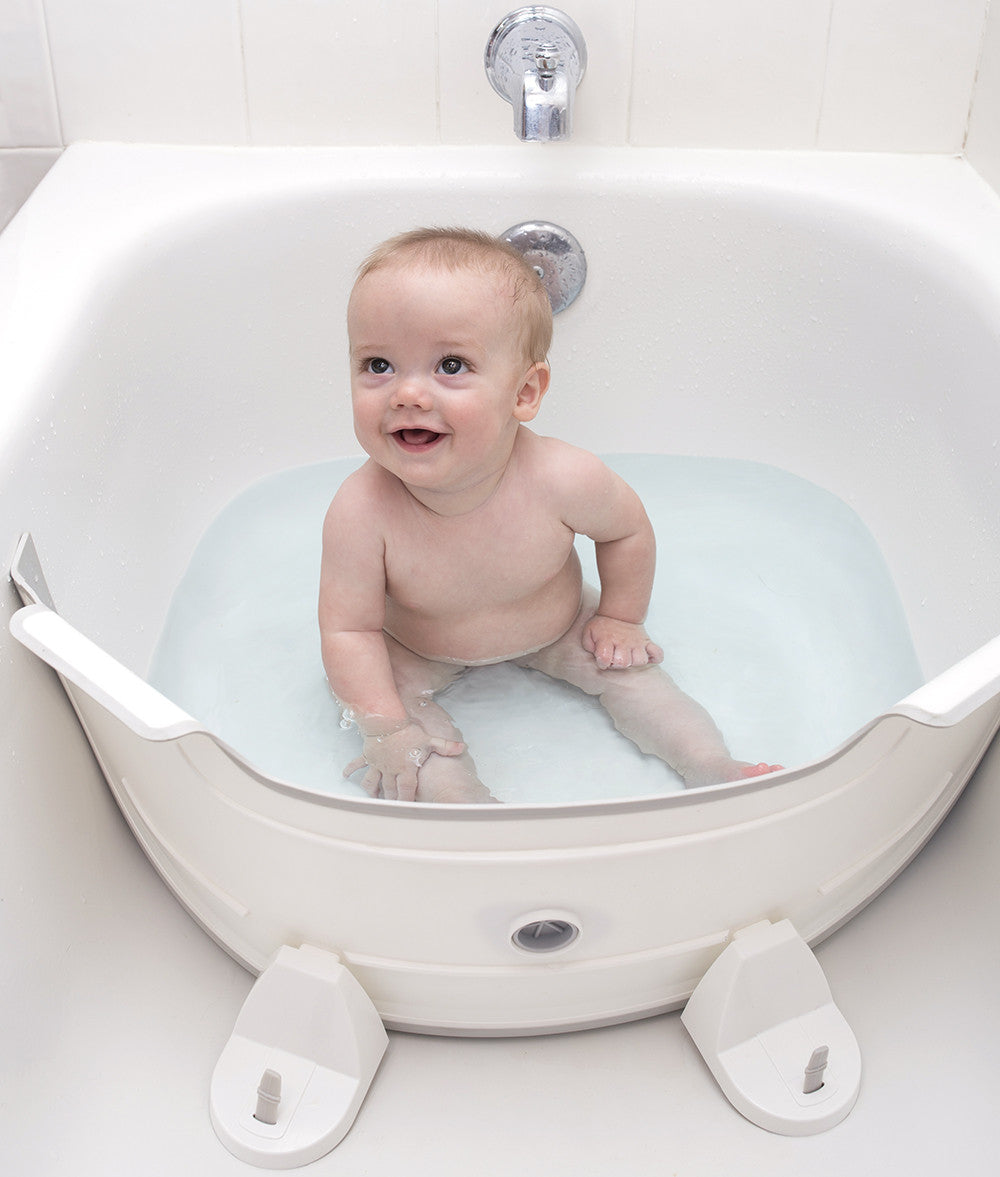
[502,221,587,313]
[512,917,580,953]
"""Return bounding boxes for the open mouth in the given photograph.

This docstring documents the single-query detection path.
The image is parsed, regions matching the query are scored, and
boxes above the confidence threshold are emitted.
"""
[392,428,444,452]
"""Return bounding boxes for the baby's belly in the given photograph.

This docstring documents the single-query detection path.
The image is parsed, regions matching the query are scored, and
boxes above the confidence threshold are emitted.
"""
[384,566,584,666]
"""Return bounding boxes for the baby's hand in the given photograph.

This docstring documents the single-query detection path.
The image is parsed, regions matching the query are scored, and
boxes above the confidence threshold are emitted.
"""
[344,720,465,802]
[582,615,665,670]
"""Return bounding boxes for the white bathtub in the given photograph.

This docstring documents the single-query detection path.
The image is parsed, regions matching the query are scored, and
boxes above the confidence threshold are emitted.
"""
[3,145,1000,1172]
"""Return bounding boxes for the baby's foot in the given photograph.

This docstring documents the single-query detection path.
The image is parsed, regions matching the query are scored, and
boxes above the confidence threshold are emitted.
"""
[737,761,784,779]
[681,757,783,788]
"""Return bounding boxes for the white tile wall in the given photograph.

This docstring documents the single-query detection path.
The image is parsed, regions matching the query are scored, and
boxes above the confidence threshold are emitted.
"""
[967,2,1000,191]
[241,0,439,145]
[42,0,248,143]
[819,0,987,152]
[0,0,59,145]
[1,0,1000,188]
[631,0,831,149]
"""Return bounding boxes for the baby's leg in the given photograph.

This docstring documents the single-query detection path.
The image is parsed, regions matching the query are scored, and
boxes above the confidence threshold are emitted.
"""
[518,589,769,788]
[383,636,496,803]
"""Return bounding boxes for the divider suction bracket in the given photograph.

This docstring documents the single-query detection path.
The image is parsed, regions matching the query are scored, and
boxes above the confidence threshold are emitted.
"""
[210,944,388,1168]
[681,919,861,1135]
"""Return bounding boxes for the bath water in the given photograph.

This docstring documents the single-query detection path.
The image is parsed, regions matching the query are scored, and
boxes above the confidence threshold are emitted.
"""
[148,455,923,804]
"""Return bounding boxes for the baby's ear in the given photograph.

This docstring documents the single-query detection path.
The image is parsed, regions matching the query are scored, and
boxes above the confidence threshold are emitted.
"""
[513,362,550,422]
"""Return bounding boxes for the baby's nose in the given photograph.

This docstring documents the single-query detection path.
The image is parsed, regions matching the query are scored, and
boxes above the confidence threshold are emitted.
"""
[394,376,433,409]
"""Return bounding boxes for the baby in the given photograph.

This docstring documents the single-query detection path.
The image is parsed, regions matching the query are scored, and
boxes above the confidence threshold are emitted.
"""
[319,227,779,803]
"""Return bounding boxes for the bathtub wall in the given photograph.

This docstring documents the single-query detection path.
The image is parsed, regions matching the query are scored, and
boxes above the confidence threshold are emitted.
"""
[3,0,1000,218]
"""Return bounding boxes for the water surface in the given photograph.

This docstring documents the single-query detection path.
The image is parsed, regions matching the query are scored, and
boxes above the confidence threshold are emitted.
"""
[149,455,923,803]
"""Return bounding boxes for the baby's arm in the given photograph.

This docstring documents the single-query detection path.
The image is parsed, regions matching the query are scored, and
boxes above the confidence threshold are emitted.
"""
[557,447,664,670]
[319,476,463,800]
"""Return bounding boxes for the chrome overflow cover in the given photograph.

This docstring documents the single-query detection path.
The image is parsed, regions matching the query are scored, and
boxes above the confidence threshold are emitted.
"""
[502,220,587,313]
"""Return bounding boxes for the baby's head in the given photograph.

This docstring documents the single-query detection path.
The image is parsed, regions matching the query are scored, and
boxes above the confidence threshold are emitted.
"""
[351,227,553,366]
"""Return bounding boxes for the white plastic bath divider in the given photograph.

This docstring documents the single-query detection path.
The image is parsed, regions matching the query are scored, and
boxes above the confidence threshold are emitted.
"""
[11,528,1000,1159]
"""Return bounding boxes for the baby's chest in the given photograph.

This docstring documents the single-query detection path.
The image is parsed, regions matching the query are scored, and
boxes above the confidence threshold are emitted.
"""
[385,514,576,605]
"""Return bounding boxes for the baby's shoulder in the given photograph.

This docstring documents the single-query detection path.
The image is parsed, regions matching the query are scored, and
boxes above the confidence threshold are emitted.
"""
[328,460,392,508]
[524,432,613,492]
[323,461,396,532]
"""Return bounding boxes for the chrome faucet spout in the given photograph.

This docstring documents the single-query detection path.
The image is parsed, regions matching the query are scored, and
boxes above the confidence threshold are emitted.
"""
[485,8,587,143]
[521,52,573,141]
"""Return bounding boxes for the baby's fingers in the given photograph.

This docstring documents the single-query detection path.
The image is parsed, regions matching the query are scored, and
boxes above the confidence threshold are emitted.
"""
[595,641,641,670]
[427,737,466,759]
[344,760,384,799]
[627,640,665,668]
[584,631,617,668]
[383,771,410,802]
[393,739,464,803]
[363,768,385,798]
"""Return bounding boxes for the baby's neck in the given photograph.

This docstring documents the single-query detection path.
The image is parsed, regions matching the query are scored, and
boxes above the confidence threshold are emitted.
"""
[399,432,526,518]
[401,464,509,518]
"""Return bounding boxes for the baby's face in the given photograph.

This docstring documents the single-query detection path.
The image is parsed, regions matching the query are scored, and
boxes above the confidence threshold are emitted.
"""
[348,263,546,500]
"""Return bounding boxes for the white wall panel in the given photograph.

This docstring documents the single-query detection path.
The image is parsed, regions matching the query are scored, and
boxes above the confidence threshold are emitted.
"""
[42,0,247,143]
[966,1,1000,189]
[241,0,438,145]
[819,0,987,152]
[0,0,60,146]
[0,0,995,189]
[630,0,831,148]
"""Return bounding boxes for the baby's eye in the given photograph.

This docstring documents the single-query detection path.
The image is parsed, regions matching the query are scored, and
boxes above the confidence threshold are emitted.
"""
[437,356,468,376]
[365,357,393,375]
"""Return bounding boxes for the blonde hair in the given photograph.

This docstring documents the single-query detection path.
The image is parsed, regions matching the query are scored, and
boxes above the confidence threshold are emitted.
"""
[353,227,553,363]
